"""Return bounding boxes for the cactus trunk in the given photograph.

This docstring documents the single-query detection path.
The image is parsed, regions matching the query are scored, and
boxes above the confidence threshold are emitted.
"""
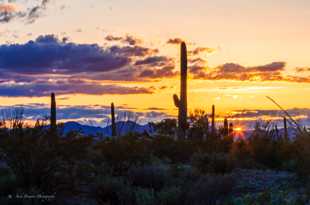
[173,42,188,139]
[211,105,215,135]
[283,117,288,139]
[111,103,117,137]
[50,93,57,131]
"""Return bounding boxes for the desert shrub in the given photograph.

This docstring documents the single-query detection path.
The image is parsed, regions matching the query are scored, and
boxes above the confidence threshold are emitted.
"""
[134,188,156,205]
[191,152,232,174]
[156,186,182,205]
[96,136,152,175]
[152,137,196,163]
[128,165,170,191]
[294,131,310,177]
[94,176,135,205]
[232,190,310,205]
[246,122,293,169]
[229,139,262,169]
[0,167,17,196]
[183,174,234,205]
[152,119,177,136]
[0,123,93,196]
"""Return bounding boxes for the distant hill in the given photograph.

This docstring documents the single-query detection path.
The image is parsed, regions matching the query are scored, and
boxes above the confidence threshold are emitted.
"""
[60,121,154,137]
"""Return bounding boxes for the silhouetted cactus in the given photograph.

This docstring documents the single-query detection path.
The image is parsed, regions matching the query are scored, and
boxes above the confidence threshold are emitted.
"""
[229,122,234,135]
[211,105,215,135]
[111,103,117,137]
[283,117,288,139]
[224,118,229,136]
[50,92,56,131]
[173,42,188,139]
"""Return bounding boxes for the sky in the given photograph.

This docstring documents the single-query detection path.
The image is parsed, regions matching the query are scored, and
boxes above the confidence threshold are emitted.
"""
[0,0,310,128]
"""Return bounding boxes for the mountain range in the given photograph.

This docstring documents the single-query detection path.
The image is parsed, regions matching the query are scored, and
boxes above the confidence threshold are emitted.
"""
[60,121,155,137]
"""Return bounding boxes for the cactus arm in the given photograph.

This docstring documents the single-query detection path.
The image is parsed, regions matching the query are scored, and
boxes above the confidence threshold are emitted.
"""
[173,94,180,108]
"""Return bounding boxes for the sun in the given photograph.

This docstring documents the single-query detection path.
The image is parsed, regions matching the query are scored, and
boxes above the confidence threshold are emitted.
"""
[234,127,243,132]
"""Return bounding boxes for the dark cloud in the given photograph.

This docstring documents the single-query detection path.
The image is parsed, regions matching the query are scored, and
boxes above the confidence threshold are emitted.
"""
[189,47,215,55]
[0,35,130,74]
[190,61,310,83]
[135,56,173,67]
[167,38,184,44]
[105,34,142,45]
[139,66,178,79]
[0,79,153,97]
[105,35,122,41]
[123,35,142,45]
[296,67,310,72]
[0,0,52,24]
[109,45,158,58]
[27,0,50,23]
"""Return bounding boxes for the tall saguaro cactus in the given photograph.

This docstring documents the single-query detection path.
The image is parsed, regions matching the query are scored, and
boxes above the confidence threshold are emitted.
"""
[111,103,117,137]
[211,105,215,135]
[173,42,188,139]
[50,92,57,131]
[283,117,288,139]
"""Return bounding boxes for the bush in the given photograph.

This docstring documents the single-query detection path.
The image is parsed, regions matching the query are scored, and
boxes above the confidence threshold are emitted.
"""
[96,137,152,175]
[0,167,17,196]
[157,186,182,205]
[134,188,156,205]
[183,174,234,205]
[295,131,310,177]
[94,176,135,205]
[191,153,232,174]
[152,137,196,163]
[128,165,170,191]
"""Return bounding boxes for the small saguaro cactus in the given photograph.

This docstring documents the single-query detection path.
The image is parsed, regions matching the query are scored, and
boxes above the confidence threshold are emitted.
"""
[111,103,117,137]
[173,42,188,139]
[224,118,229,136]
[229,122,234,135]
[50,92,57,131]
[211,105,215,135]
[283,117,288,139]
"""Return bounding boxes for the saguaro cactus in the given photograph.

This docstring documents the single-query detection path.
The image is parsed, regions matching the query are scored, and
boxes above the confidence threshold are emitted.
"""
[211,105,215,135]
[283,117,288,139]
[173,42,188,139]
[224,118,229,136]
[111,103,117,137]
[50,92,57,131]
[229,122,234,135]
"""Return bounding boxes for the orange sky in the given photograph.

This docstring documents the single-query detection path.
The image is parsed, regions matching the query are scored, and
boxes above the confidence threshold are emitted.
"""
[0,0,309,126]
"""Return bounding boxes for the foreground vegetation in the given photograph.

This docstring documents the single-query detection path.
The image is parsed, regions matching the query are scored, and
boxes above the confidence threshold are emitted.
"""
[0,115,309,205]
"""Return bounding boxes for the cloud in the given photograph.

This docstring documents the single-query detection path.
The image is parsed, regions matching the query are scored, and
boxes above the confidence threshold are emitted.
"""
[0,0,52,24]
[0,35,130,74]
[189,47,215,55]
[105,35,123,41]
[105,34,142,45]
[296,67,310,72]
[135,56,173,67]
[167,38,184,44]
[0,104,171,126]
[190,61,310,83]
[139,66,178,79]
[109,45,158,57]
[27,0,50,23]
[0,79,153,97]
